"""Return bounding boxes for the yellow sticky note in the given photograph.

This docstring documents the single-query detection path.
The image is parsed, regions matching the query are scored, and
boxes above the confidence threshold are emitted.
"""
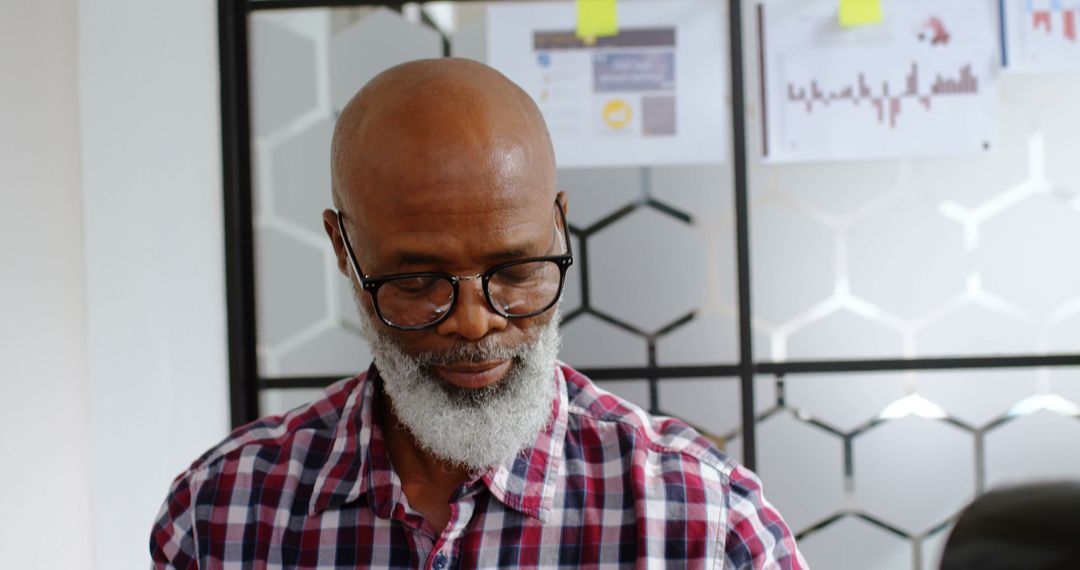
[576,0,618,40]
[839,0,882,27]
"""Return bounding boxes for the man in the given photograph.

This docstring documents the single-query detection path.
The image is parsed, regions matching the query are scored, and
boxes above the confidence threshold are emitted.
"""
[151,58,806,569]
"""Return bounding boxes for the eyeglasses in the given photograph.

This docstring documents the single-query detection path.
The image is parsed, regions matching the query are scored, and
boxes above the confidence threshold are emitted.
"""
[336,200,574,331]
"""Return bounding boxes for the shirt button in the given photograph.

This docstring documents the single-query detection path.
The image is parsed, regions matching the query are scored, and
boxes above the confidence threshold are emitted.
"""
[433,552,448,570]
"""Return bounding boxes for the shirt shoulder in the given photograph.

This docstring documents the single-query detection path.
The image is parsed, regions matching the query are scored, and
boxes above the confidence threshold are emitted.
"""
[184,375,358,480]
[560,364,733,473]
[557,364,808,569]
[149,375,363,568]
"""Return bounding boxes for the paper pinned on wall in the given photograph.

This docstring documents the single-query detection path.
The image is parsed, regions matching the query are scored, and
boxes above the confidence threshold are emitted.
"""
[839,0,883,27]
[1001,0,1080,73]
[576,0,619,40]
[475,0,729,168]
[759,0,1000,163]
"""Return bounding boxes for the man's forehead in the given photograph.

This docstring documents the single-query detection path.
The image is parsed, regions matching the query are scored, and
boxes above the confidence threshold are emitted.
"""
[330,58,556,212]
[357,197,557,272]
[350,139,535,195]
[338,106,549,202]
[363,188,550,235]
[365,174,541,210]
[339,130,555,238]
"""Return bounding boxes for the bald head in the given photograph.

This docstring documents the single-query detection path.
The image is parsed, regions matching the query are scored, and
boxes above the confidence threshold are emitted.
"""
[322,57,570,395]
[330,58,556,214]
[324,57,567,329]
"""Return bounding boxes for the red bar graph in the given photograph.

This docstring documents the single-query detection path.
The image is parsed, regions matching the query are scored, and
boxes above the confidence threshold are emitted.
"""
[785,63,978,129]
[1033,10,1053,32]
[1029,3,1080,42]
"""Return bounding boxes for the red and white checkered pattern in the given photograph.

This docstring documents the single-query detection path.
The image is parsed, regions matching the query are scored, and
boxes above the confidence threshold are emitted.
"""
[151,363,806,569]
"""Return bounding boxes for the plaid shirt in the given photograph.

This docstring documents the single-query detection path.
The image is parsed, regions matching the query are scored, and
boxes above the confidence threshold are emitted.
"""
[151,363,806,569]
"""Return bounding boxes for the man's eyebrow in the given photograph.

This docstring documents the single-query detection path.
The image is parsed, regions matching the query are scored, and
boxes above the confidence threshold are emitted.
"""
[485,224,562,261]
[487,229,561,261]
[392,227,561,269]
[396,248,531,267]
[485,247,530,261]
[395,251,447,268]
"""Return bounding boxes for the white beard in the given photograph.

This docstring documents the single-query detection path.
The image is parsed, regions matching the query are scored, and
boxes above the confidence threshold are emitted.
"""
[356,308,562,472]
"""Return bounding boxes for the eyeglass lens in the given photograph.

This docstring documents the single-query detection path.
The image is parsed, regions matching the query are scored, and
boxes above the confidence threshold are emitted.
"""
[374,260,563,328]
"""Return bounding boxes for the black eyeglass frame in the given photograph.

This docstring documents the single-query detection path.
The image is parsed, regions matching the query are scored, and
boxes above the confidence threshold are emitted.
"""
[335,200,574,331]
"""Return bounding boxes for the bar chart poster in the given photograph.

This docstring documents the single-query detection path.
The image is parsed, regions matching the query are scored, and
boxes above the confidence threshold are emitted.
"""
[1002,0,1080,72]
[758,0,1000,163]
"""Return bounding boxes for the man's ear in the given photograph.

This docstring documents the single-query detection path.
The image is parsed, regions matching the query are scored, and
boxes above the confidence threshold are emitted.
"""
[556,191,569,219]
[322,208,350,277]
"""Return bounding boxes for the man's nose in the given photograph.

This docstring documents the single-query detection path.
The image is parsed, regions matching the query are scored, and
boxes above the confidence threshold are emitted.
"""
[434,277,507,340]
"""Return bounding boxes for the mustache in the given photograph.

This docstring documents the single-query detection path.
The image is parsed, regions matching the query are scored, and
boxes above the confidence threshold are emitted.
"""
[412,337,528,367]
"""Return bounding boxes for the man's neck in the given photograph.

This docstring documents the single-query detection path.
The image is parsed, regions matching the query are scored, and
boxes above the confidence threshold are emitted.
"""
[378,391,471,532]
[381,402,472,484]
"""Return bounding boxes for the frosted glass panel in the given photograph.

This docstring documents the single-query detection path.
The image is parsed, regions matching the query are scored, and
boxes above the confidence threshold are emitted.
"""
[255,227,328,350]
[656,311,740,365]
[596,379,651,412]
[589,208,709,332]
[251,7,442,378]
[917,304,1043,357]
[853,417,976,534]
[260,388,327,416]
[242,6,1080,568]
[847,194,970,320]
[556,162,738,366]
[250,16,317,137]
[657,378,742,438]
[784,372,908,431]
[559,315,648,368]
[756,411,846,532]
[746,14,1080,360]
[985,410,1080,487]
[703,377,778,463]
[279,327,371,378]
[650,165,734,222]
[1048,368,1080,406]
[328,8,443,113]
[269,118,334,236]
[786,310,903,361]
[912,369,1041,426]
[1048,314,1080,353]
[799,516,911,570]
[749,200,836,326]
[558,167,641,229]
[920,524,952,570]
[754,366,1080,565]
[251,4,739,378]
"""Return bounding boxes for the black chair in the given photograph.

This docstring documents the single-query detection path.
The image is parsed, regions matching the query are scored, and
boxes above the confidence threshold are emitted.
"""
[940,481,1080,570]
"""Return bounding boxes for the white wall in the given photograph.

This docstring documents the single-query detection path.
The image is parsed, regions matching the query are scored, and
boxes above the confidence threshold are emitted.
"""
[78,1,230,569]
[0,1,94,568]
[2,1,230,568]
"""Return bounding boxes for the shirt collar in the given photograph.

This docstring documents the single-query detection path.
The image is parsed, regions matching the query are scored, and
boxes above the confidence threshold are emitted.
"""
[308,364,379,517]
[309,363,568,523]
[479,365,567,523]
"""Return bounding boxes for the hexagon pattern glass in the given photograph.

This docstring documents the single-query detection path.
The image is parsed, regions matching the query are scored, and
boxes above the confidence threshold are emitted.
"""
[852,417,976,535]
[745,55,1080,363]
[246,4,1080,570]
[250,5,738,379]
[251,7,444,379]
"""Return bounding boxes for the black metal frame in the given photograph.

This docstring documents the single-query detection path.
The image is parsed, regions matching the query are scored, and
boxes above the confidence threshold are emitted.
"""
[218,0,1080,472]
[220,0,260,426]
